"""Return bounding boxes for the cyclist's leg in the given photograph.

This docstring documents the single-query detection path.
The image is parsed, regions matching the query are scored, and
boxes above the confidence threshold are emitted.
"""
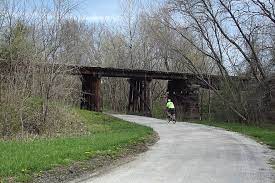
[172,109,176,123]
[167,109,172,123]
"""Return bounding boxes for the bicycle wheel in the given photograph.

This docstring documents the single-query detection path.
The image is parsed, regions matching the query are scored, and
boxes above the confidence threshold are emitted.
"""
[172,115,176,124]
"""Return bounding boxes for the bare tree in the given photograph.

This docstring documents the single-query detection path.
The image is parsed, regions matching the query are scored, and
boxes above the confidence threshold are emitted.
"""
[0,0,86,138]
[120,0,141,69]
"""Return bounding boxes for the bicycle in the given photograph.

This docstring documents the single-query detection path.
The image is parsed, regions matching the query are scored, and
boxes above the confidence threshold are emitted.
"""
[166,111,176,124]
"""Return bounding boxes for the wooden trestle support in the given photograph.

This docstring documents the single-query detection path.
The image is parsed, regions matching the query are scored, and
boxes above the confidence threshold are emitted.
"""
[167,79,200,120]
[80,75,152,117]
[266,75,275,121]
[127,78,152,117]
[80,75,101,112]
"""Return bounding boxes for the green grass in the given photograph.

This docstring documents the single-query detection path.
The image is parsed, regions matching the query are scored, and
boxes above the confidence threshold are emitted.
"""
[191,120,275,149]
[0,109,153,182]
[152,103,166,120]
[271,159,275,168]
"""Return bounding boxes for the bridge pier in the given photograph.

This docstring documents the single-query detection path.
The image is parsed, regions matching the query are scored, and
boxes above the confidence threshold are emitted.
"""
[266,75,275,121]
[271,76,275,121]
[81,75,101,112]
[127,78,152,117]
[168,80,200,120]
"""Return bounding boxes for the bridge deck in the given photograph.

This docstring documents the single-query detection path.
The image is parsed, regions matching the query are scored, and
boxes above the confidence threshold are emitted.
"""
[78,66,216,80]
[78,66,196,80]
[77,66,248,89]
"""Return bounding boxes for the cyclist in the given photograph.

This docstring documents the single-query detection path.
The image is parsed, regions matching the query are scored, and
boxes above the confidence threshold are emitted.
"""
[166,99,176,123]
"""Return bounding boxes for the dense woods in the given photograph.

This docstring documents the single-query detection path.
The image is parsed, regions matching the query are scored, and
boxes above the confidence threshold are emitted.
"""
[0,0,274,138]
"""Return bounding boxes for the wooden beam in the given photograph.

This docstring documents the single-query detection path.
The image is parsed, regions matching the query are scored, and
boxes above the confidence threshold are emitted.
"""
[168,80,200,120]
[144,79,152,117]
[81,75,101,112]
[127,79,133,113]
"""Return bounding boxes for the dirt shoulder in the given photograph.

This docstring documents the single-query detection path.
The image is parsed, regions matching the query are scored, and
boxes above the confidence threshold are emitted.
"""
[32,132,159,183]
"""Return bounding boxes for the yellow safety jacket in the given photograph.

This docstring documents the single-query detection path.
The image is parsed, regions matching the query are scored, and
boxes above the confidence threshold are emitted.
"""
[166,101,175,109]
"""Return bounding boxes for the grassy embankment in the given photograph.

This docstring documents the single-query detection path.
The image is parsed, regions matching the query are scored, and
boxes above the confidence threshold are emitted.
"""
[0,109,154,182]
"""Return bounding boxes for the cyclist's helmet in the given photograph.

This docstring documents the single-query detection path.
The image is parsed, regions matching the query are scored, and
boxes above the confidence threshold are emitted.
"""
[168,99,171,102]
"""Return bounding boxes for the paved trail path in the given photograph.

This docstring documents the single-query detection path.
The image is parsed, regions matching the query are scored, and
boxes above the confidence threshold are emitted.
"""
[78,115,274,183]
